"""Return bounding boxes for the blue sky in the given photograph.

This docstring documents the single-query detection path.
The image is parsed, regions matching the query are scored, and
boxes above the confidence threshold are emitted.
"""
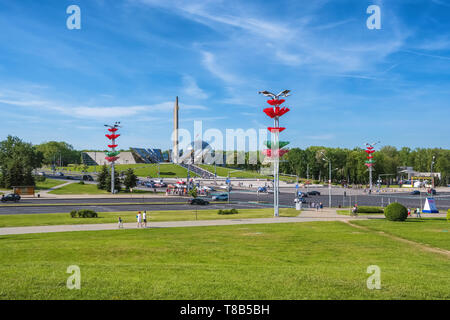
[0,0,449,151]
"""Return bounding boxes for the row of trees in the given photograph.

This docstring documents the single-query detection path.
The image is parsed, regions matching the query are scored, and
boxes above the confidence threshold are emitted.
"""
[279,146,450,186]
[96,165,138,192]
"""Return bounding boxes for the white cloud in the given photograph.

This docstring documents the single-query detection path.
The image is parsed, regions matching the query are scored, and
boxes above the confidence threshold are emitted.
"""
[182,75,209,99]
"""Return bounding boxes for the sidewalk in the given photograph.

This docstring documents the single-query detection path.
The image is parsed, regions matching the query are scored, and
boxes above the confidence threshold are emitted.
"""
[0,213,366,236]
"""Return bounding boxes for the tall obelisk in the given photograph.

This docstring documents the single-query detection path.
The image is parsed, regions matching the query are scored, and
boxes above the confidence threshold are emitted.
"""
[173,96,179,163]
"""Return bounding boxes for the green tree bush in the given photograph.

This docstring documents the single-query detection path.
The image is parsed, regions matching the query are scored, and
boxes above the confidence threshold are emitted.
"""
[384,203,408,221]
[123,168,138,192]
[96,165,109,190]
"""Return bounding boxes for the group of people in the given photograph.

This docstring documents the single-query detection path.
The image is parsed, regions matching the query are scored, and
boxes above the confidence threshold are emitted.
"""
[407,207,421,218]
[117,210,149,229]
[310,202,324,211]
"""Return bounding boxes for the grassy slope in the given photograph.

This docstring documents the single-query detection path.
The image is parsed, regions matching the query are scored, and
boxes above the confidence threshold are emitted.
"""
[35,179,66,191]
[0,208,299,227]
[48,183,109,195]
[0,220,448,299]
[353,218,450,251]
[61,164,197,178]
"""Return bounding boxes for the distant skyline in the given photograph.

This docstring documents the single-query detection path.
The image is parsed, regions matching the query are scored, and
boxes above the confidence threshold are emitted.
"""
[0,0,449,150]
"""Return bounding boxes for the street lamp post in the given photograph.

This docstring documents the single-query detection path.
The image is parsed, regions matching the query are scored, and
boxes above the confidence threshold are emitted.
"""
[321,152,332,208]
[431,156,436,189]
[259,90,291,217]
[104,122,121,194]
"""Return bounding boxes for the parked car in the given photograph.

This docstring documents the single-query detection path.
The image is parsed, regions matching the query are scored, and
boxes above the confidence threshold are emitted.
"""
[1,193,21,203]
[307,191,321,196]
[56,172,64,177]
[83,175,94,181]
[212,193,229,201]
[201,186,215,192]
[38,172,46,176]
[410,190,420,195]
[429,188,437,195]
[145,182,156,188]
[188,198,210,205]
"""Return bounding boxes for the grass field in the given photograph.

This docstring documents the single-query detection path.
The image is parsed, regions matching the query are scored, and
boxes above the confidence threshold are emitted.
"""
[353,218,450,251]
[60,164,196,178]
[48,183,109,195]
[0,208,298,227]
[0,219,448,299]
[35,179,66,191]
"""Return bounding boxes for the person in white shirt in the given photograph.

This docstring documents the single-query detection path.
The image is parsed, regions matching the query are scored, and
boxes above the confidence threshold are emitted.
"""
[143,211,147,228]
[137,212,142,228]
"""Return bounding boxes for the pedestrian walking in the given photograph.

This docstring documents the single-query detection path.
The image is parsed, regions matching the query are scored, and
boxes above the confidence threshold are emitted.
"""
[407,208,411,216]
[316,203,320,211]
[320,202,323,210]
[416,207,421,218]
[118,216,123,229]
[137,211,142,228]
[143,210,147,228]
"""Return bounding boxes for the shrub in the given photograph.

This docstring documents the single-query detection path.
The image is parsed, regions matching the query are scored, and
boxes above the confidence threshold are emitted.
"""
[218,209,239,215]
[69,209,98,218]
[356,206,384,214]
[35,175,46,182]
[384,203,408,221]
[78,181,85,185]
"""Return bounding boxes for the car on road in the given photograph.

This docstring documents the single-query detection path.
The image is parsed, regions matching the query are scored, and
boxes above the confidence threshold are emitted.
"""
[145,182,156,188]
[83,175,94,181]
[56,172,64,177]
[201,186,215,192]
[1,193,21,203]
[307,191,321,196]
[257,186,267,193]
[429,188,437,195]
[212,193,229,201]
[188,198,210,205]
[297,191,308,198]
[410,190,420,195]
[154,182,167,188]
[38,172,46,176]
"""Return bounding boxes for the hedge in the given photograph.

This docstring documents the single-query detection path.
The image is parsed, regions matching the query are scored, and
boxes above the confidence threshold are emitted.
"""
[218,208,239,215]
[356,206,384,214]
[384,203,408,221]
[70,209,98,218]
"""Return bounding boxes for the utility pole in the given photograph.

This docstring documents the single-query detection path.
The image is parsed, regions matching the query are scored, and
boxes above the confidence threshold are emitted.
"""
[431,156,436,189]
[321,151,332,208]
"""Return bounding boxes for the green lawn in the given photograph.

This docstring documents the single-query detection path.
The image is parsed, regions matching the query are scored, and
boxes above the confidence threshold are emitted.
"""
[0,208,299,227]
[48,183,109,195]
[60,164,197,178]
[35,179,66,191]
[0,219,448,299]
[353,218,450,251]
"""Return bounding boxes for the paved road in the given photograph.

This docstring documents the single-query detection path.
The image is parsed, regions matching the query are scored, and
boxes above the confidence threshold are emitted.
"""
[0,201,271,215]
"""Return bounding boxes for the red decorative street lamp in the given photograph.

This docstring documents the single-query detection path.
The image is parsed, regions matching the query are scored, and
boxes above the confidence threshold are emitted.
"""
[364,141,380,192]
[259,90,291,217]
[104,122,121,194]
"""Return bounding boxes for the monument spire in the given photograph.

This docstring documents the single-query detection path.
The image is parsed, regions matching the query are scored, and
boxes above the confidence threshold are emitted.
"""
[173,96,179,163]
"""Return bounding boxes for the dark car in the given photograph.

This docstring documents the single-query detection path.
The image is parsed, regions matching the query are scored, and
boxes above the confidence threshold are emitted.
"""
[307,191,321,196]
[297,191,308,198]
[429,189,437,195]
[1,193,21,202]
[188,198,210,205]
[83,175,94,181]
[410,190,420,195]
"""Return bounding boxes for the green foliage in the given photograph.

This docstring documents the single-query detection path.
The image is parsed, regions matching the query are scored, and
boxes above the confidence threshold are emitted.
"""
[123,168,138,191]
[78,181,85,185]
[106,173,121,193]
[218,208,239,215]
[447,209,450,222]
[70,209,98,218]
[96,165,109,190]
[0,136,43,188]
[34,175,46,183]
[35,141,81,166]
[189,186,198,198]
[356,206,384,214]
[384,203,408,221]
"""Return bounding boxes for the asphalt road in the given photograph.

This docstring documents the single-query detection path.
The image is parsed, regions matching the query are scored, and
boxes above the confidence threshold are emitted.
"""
[1,190,449,214]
